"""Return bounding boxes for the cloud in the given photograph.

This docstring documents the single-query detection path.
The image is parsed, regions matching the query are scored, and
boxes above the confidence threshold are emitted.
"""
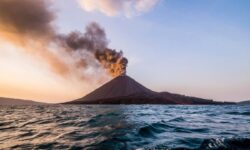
[78,0,159,17]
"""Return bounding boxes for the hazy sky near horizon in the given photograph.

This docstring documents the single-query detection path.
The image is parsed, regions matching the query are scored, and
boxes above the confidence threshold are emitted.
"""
[0,0,250,103]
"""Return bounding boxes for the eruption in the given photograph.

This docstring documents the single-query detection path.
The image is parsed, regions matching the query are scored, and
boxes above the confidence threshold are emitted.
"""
[59,23,128,77]
[0,0,128,80]
[95,49,128,77]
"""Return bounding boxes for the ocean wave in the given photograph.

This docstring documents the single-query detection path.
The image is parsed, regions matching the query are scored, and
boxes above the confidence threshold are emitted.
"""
[168,117,185,122]
[198,138,250,150]
[226,111,250,116]
[0,105,250,150]
[138,121,209,137]
[150,138,250,150]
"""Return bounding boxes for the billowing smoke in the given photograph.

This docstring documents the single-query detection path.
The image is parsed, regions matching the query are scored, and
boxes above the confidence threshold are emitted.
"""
[95,49,128,77]
[0,0,54,40]
[60,23,108,51]
[0,0,128,79]
[0,0,68,75]
[59,23,128,77]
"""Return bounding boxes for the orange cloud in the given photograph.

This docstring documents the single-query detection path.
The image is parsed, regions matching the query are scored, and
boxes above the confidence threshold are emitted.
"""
[78,0,159,17]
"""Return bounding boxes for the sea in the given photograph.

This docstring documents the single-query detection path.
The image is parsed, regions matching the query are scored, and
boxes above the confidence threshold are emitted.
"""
[0,105,249,150]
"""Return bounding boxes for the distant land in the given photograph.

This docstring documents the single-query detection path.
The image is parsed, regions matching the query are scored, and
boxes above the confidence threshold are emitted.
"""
[0,97,46,105]
[238,100,250,105]
[65,75,235,105]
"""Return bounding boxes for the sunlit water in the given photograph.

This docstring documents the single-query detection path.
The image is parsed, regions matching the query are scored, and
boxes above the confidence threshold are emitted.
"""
[0,105,250,150]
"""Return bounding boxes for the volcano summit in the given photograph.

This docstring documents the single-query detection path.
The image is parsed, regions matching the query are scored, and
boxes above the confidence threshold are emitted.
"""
[66,75,232,105]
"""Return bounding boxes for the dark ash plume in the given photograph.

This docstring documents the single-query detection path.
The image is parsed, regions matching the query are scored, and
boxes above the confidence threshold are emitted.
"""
[0,0,128,78]
[0,0,68,75]
[0,0,55,39]
[61,22,108,51]
[59,23,128,77]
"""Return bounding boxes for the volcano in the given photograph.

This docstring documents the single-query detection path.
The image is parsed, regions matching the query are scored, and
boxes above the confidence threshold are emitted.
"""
[66,75,233,104]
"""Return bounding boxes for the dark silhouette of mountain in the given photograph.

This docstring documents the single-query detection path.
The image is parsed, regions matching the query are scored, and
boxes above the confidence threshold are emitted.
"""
[238,100,250,105]
[65,75,234,105]
[0,97,46,105]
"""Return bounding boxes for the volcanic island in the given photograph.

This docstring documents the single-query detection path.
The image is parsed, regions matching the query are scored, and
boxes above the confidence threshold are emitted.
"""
[65,75,234,105]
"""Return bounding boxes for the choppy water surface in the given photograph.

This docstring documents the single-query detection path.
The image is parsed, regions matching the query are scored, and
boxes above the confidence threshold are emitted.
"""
[0,105,250,150]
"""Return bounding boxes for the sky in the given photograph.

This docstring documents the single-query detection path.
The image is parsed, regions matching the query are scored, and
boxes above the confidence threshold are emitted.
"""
[0,0,250,103]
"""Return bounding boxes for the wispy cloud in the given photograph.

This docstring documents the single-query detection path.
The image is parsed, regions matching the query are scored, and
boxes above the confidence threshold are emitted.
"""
[78,0,159,17]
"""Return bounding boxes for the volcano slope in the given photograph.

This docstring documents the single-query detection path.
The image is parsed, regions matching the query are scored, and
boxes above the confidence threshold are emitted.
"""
[65,75,234,105]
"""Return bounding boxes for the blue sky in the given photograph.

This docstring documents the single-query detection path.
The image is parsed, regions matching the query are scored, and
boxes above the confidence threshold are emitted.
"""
[51,0,250,101]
